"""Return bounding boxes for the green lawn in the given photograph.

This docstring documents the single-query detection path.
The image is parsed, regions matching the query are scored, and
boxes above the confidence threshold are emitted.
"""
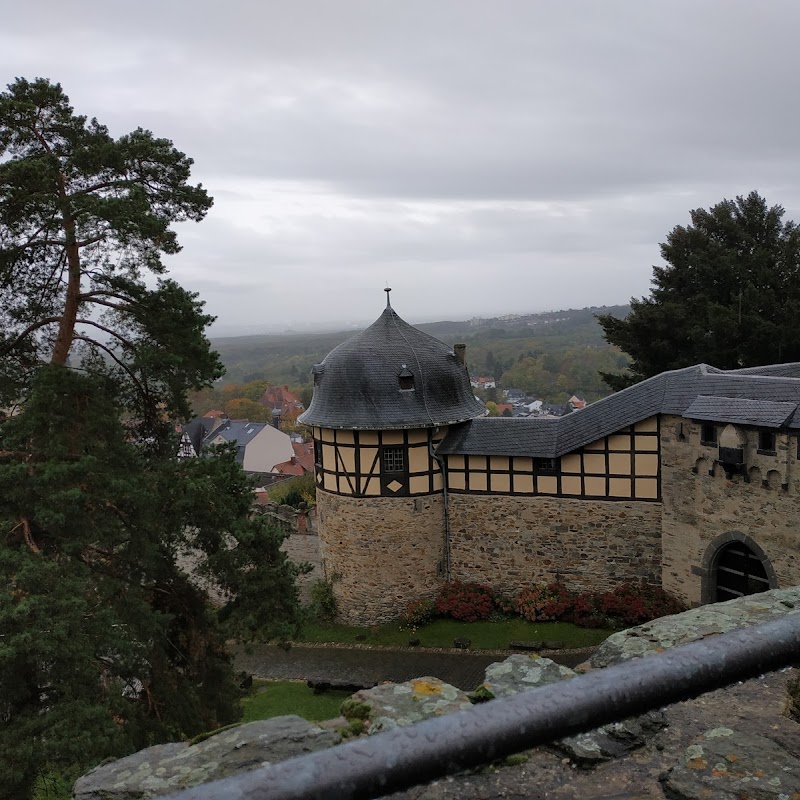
[299,618,612,650]
[241,680,351,723]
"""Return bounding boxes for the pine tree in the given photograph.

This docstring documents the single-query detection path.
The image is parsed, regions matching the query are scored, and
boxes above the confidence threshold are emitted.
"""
[0,79,304,799]
[598,191,800,389]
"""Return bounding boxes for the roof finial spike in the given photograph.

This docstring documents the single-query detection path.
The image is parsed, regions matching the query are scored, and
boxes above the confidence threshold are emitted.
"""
[384,285,392,308]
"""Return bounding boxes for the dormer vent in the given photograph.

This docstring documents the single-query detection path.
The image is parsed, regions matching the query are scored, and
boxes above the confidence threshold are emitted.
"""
[399,365,415,391]
[718,424,747,476]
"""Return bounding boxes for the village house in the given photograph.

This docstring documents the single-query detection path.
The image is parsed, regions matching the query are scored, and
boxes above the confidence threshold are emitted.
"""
[180,416,296,475]
[298,294,800,625]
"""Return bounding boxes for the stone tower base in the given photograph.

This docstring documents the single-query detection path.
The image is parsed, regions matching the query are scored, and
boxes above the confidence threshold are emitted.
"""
[317,490,445,625]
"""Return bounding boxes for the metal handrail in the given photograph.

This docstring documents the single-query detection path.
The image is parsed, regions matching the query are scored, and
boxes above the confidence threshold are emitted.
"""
[165,612,800,800]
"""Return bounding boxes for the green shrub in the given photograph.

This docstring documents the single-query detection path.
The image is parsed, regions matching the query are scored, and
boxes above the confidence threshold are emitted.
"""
[341,699,371,720]
[269,472,315,507]
[309,577,338,621]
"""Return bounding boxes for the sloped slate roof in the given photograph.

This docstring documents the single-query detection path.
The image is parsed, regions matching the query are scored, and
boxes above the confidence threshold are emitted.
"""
[439,363,800,458]
[183,416,218,454]
[438,417,559,457]
[206,420,268,447]
[298,304,486,429]
[683,396,798,429]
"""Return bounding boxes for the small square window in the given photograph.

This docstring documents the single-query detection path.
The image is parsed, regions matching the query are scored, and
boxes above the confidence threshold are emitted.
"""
[534,457,558,473]
[758,431,776,454]
[382,447,405,473]
[700,423,717,445]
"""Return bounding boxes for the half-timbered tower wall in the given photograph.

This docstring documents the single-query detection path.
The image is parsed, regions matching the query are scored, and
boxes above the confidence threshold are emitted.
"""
[311,426,447,498]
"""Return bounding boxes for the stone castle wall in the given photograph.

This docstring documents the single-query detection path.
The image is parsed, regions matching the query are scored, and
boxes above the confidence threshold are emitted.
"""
[254,502,321,604]
[447,494,662,595]
[316,490,446,624]
[660,414,800,605]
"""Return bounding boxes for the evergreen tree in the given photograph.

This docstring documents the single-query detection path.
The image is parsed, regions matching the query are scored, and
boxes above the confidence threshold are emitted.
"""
[598,192,800,389]
[0,77,219,435]
[0,79,303,799]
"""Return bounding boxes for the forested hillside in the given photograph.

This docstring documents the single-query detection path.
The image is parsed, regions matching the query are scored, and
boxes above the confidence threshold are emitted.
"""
[199,305,630,412]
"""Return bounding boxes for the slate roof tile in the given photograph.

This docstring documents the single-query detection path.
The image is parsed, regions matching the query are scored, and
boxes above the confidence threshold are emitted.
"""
[439,363,800,457]
[299,304,485,429]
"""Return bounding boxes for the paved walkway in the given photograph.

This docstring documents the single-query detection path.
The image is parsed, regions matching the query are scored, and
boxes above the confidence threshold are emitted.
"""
[233,644,588,691]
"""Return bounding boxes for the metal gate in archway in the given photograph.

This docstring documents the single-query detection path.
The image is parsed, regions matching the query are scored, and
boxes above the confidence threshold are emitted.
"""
[714,541,771,602]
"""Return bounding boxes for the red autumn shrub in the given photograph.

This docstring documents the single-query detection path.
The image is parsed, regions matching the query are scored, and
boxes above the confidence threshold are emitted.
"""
[514,582,574,622]
[434,581,495,622]
[595,581,685,627]
[512,581,685,628]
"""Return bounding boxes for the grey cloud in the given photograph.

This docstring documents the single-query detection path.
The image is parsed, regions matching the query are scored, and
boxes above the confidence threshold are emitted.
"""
[4,1,800,329]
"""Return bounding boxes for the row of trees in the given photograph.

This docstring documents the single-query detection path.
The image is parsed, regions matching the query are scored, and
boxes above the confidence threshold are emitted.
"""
[0,79,302,799]
[497,346,630,402]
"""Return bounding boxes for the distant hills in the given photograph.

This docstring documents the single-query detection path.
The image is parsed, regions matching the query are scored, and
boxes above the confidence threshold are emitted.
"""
[209,304,631,404]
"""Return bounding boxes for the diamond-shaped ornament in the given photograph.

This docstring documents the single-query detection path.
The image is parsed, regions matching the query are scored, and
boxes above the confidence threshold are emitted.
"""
[387,480,402,493]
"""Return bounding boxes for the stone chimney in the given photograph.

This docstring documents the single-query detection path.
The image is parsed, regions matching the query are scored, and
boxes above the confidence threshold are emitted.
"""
[454,343,467,367]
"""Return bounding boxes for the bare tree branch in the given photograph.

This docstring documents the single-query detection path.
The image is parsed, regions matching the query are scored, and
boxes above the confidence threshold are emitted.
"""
[10,517,40,554]
[74,335,149,402]
[74,319,137,350]
[2,316,62,354]
[79,290,136,304]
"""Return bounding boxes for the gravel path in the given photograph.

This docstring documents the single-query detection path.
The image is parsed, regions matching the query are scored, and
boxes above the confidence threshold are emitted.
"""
[233,643,588,691]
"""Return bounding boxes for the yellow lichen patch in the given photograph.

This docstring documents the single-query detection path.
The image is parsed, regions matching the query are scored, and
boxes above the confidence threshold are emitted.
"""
[687,758,708,770]
[725,754,738,762]
[711,769,730,778]
[411,680,442,696]
[754,770,765,778]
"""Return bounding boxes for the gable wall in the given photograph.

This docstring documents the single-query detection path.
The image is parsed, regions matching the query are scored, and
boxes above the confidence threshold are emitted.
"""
[242,425,294,473]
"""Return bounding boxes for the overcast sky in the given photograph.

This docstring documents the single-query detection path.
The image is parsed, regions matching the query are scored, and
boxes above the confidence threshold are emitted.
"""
[4,1,800,334]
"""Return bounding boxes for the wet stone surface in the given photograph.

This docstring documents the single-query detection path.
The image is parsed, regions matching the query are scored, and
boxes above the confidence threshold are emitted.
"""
[233,643,506,691]
[72,716,340,800]
[347,676,474,734]
[479,653,666,765]
[592,586,800,668]
[662,726,800,800]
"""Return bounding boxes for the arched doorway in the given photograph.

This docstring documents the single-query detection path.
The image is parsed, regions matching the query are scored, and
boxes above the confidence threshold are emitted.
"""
[713,542,771,601]
[700,533,778,604]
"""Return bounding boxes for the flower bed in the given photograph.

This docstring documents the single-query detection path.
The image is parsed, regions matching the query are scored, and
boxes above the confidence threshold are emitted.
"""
[402,579,685,631]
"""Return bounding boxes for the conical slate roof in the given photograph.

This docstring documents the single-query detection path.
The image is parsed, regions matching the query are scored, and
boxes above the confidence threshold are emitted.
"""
[299,300,486,430]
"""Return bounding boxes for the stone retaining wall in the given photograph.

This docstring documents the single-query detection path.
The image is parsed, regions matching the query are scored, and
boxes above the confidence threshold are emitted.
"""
[254,503,321,605]
[447,493,662,595]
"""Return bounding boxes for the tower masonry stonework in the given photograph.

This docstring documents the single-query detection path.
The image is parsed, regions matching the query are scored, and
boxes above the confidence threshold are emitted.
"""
[300,297,800,625]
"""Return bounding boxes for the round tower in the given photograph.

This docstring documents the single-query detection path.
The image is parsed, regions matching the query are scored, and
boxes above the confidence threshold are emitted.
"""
[298,291,484,624]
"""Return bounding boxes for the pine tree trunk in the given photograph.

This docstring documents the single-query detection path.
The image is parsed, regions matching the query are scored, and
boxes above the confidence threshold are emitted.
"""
[51,173,80,366]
